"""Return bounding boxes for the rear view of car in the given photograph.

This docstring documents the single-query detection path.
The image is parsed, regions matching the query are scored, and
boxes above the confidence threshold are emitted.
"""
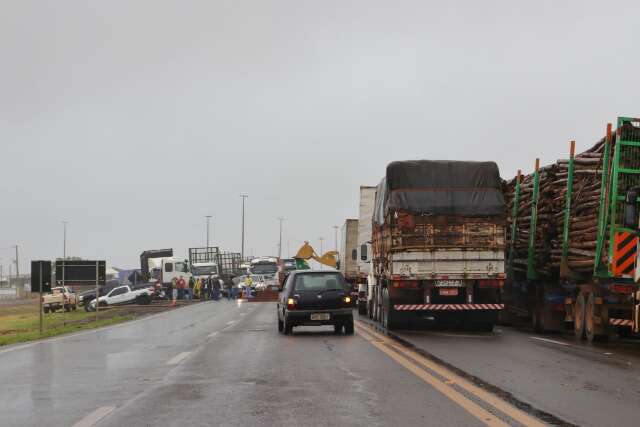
[277,271,354,335]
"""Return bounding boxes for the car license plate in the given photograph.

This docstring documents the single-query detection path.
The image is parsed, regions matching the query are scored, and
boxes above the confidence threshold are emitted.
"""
[435,279,464,287]
[310,313,330,321]
[439,288,459,296]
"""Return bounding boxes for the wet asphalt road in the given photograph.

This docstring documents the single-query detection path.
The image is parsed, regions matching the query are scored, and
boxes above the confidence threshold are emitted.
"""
[2,301,639,427]
[376,320,640,427]
[0,301,484,427]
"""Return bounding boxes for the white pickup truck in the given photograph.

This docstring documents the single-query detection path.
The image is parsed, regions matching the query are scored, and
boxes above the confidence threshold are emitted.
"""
[88,285,153,311]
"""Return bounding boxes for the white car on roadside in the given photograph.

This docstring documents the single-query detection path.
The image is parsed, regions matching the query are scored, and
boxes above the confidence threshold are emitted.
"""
[88,285,153,311]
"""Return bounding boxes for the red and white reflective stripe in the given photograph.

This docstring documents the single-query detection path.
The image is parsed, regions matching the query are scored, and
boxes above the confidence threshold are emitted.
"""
[609,318,633,327]
[393,304,504,311]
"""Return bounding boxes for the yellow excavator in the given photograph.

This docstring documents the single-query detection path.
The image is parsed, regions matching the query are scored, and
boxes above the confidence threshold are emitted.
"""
[294,241,339,268]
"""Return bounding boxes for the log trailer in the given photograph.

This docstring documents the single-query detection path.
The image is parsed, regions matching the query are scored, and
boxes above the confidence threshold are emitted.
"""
[504,117,640,342]
[369,160,506,331]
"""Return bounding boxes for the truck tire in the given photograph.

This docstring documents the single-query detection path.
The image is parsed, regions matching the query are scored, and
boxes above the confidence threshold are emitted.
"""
[586,293,608,343]
[381,288,397,330]
[367,300,373,319]
[358,302,367,316]
[574,292,586,340]
[64,304,70,312]
[72,304,77,311]
[43,306,50,314]
[334,324,343,334]
[278,316,284,333]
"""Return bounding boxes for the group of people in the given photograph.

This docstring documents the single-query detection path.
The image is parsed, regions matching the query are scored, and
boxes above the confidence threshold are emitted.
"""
[165,275,240,305]
[194,276,223,301]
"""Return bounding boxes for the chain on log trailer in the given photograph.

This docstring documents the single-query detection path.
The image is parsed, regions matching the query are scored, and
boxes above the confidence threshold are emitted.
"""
[504,117,640,343]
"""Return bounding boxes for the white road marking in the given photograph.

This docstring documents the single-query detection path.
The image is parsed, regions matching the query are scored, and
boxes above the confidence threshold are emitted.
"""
[208,332,219,338]
[226,320,237,325]
[71,406,115,427]
[604,352,613,355]
[166,351,191,365]
[530,336,570,346]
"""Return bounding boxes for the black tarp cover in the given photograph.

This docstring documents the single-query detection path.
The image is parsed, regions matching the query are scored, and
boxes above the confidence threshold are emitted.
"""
[373,160,504,224]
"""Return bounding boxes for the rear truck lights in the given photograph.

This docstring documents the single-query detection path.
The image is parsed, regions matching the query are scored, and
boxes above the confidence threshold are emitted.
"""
[609,284,636,295]
[478,279,504,288]
[392,280,419,289]
[287,298,297,309]
[343,296,352,304]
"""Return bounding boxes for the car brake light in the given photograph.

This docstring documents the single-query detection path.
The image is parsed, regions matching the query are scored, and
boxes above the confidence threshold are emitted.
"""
[478,279,504,288]
[343,296,351,304]
[287,298,297,309]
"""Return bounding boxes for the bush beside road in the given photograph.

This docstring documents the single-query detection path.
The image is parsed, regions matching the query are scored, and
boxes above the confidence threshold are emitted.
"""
[0,299,159,347]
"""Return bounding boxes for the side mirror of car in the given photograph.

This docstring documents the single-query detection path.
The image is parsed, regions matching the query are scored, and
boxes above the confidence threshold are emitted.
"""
[360,244,368,261]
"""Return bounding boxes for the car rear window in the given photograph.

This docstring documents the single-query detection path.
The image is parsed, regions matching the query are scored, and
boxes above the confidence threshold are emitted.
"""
[293,274,346,291]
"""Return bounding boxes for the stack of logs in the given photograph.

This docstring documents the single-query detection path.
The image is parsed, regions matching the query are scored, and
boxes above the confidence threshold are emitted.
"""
[506,136,609,276]
[505,163,557,276]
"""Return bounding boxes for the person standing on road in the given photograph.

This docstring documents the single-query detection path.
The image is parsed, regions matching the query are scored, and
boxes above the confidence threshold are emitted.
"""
[170,277,178,306]
[188,276,195,300]
[212,276,221,301]
[225,279,233,301]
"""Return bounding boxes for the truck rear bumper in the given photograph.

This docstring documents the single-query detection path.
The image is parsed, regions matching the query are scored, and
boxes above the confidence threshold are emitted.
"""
[394,304,504,311]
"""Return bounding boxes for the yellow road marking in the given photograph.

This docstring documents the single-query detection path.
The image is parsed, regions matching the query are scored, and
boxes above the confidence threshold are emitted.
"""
[356,321,546,427]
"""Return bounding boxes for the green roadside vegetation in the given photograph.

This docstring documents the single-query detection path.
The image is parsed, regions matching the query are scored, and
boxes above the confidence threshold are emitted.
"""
[0,301,136,347]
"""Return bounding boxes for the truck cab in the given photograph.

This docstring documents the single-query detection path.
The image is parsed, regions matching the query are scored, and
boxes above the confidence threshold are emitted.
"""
[150,257,193,287]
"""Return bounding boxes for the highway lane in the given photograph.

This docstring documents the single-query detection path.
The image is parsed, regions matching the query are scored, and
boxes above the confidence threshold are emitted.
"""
[372,319,640,427]
[0,301,546,427]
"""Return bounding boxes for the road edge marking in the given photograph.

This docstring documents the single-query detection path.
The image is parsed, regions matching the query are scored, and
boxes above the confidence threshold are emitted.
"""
[530,336,570,347]
[71,406,115,427]
[357,322,546,427]
[356,327,509,427]
[166,351,191,365]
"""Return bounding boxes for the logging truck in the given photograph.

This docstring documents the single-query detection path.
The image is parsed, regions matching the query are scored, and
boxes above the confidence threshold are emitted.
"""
[504,116,640,343]
[369,160,506,331]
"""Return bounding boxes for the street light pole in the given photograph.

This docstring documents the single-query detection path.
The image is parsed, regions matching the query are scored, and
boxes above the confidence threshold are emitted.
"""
[333,225,339,252]
[62,221,68,288]
[205,215,212,248]
[13,245,19,282]
[240,195,248,259]
[277,217,285,259]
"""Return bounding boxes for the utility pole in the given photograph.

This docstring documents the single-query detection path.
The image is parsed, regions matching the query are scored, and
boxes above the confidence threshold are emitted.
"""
[319,237,324,271]
[205,215,212,248]
[333,225,339,252]
[13,245,19,281]
[277,217,285,259]
[240,195,248,259]
[62,221,68,289]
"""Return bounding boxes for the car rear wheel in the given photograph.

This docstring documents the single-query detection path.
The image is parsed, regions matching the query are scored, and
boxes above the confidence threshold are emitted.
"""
[334,324,343,334]
[283,316,293,335]
[344,318,355,335]
[278,316,284,333]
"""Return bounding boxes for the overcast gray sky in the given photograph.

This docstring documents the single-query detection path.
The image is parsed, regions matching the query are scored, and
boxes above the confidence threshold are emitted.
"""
[2,0,639,271]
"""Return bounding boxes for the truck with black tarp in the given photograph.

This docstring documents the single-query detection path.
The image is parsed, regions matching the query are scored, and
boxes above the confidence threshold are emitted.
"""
[370,160,506,330]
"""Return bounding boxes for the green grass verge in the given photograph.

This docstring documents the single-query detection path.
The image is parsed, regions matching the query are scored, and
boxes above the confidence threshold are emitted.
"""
[0,304,136,347]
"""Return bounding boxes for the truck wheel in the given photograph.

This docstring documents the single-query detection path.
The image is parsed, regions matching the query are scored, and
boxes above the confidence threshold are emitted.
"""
[382,288,397,330]
[574,292,586,340]
[43,306,49,314]
[334,324,343,334]
[358,302,367,316]
[367,300,373,319]
[64,304,70,312]
[532,304,545,333]
[586,293,608,343]
[72,304,77,311]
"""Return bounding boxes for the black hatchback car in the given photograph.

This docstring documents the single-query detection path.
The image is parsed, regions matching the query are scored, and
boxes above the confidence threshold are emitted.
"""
[277,270,354,335]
